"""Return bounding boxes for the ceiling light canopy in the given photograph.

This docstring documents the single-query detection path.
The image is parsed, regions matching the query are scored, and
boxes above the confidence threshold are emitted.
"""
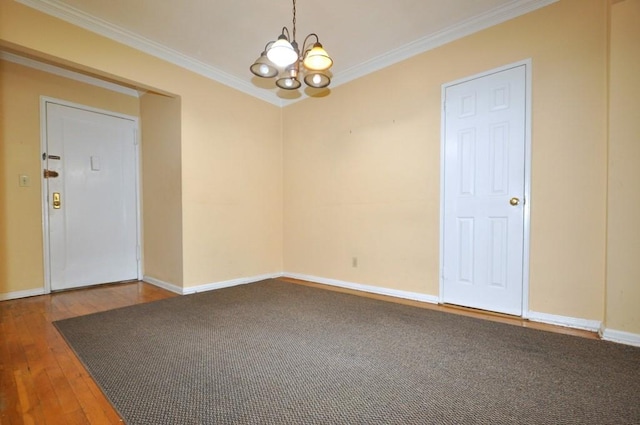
[250,0,333,90]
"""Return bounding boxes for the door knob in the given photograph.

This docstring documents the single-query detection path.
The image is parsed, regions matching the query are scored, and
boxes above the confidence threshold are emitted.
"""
[53,192,61,209]
[510,197,520,206]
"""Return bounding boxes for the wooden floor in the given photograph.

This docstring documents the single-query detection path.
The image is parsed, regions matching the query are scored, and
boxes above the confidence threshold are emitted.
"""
[1,279,598,424]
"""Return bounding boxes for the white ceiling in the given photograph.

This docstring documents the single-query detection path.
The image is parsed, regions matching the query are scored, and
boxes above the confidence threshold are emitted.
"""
[16,0,556,105]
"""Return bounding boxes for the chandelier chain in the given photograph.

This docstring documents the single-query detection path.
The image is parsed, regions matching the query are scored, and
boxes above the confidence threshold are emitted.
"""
[292,0,297,43]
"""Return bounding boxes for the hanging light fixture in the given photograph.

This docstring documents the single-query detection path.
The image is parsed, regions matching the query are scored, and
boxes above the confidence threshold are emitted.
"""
[250,0,333,90]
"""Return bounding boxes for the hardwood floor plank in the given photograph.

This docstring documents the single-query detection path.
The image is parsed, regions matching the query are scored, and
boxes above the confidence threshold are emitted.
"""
[31,367,67,425]
[61,409,92,425]
[13,369,46,425]
[4,312,29,373]
[0,311,21,423]
[46,364,82,415]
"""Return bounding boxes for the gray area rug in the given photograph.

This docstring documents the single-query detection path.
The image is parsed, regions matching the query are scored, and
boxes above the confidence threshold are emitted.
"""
[54,279,640,424]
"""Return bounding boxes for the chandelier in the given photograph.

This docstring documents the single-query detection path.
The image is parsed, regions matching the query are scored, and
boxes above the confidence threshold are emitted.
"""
[250,0,333,90]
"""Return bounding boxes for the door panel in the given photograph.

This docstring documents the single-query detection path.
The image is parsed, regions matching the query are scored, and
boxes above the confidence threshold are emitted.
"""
[46,102,139,291]
[442,65,526,316]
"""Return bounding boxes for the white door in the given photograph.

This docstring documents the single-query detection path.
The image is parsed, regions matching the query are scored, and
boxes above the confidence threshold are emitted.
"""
[45,101,139,291]
[442,65,527,316]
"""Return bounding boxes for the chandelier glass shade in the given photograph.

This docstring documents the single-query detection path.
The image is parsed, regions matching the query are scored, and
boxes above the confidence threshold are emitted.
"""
[303,43,333,71]
[276,66,302,90]
[267,36,298,68]
[250,0,333,90]
[303,71,330,88]
[249,51,279,78]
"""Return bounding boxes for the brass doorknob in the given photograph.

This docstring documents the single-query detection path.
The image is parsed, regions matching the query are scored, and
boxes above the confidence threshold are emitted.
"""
[53,192,61,209]
[510,197,520,206]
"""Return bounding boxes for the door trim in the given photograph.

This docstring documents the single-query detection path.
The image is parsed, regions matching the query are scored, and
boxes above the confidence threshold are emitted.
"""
[438,59,532,318]
[40,97,142,293]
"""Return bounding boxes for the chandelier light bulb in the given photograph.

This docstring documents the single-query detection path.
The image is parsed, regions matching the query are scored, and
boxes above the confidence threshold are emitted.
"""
[312,74,322,85]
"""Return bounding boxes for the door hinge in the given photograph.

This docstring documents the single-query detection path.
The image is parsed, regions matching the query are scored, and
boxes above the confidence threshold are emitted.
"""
[136,245,141,261]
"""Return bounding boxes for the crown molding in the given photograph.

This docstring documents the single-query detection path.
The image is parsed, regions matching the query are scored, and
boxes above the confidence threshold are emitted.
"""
[282,0,558,107]
[332,0,558,87]
[1,51,140,97]
[15,0,284,106]
[16,0,557,107]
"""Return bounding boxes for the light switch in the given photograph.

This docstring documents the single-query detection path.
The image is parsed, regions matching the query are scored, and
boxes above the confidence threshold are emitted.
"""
[91,156,101,171]
[19,174,30,187]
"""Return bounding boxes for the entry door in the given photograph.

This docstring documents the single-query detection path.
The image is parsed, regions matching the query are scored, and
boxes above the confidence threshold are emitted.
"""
[45,101,139,291]
[442,65,527,316]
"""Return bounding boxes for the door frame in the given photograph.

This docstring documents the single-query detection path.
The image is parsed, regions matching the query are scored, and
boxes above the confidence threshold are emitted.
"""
[438,59,532,318]
[40,97,142,294]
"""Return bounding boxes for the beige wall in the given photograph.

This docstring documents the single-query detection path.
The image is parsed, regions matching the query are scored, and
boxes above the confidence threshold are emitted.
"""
[606,0,640,334]
[0,0,283,293]
[284,0,609,322]
[140,92,183,286]
[0,58,139,295]
[178,74,284,286]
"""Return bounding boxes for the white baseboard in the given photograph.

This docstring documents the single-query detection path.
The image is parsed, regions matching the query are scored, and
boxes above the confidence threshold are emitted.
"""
[143,272,284,295]
[0,288,47,301]
[283,272,440,304]
[142,276,184,294]
[527,311,601,332]
[182,272,284,295]
[600,328,640,347]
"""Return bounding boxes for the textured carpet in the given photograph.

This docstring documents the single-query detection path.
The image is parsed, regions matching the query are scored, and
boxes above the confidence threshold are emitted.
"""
[54,279,640,424]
